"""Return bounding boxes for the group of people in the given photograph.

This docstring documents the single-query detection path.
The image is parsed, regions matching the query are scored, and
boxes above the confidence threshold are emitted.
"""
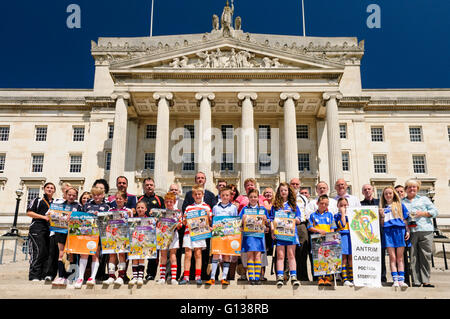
[26,172,439,289]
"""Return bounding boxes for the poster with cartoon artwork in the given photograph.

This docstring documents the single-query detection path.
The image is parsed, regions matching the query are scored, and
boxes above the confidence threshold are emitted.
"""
[98,211,130,254]
[273,210,296,243]
[65,211,99,255]
[311,233,342,276]
[156,209,179,250]
[185,208,211,242]
[242,208,266,238]
[211,216,241,256]
[48,203,72,233]
[128,217,157,260]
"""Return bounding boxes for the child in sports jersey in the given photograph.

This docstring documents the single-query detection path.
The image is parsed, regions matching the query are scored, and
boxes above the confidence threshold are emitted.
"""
[240,189,269,285]
[270,182,302,288]
[179,185,212,285]
[334,197,353,287]
[103,191,132,286]
[307,195,337,286]
[206,186,239,286]
[157,192,182,285]
[129,201,148,286]
[379,186,410,288]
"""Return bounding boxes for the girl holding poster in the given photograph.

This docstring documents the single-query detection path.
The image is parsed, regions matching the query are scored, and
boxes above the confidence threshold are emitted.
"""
[270,182,302,288]
[379,186,410,288]
[239,189,269,285]
[128,201,148,286]
[334,197,354,287]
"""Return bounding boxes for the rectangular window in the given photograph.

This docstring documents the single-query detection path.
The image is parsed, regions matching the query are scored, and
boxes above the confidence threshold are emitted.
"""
[73,127,85,142]
[182,153,195,171]
[145,125,157,139]
[296,125,309,139]
[69,155,82,173]
[371,127,384,142]
[144,153,155,170]
[259,153,271,172]
[339,124,347,139]
[108,124,114,139]
[409,127,423,142]
[373,155,387,173]
[258,125,271,140]
[0,126,10,141]
[105,151,111,171]
[35,126,47,142]
[221,125,234,140]
[27,188,40,207]
[298,153,310,172]
[342,152,350,172]
[412,155,426,174]
[220,153,234,171]
[31,155,44,173]
[184,125,195,139]
[0,154,5,172]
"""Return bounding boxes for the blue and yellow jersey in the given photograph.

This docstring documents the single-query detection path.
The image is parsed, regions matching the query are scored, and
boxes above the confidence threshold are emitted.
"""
[334,213,350,234]
[307,210,336,233]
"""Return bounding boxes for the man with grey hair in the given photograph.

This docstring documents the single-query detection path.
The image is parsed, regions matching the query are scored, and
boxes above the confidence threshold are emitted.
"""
[360,184,379,206]
[334,179,360,207]
[305,181,338,217]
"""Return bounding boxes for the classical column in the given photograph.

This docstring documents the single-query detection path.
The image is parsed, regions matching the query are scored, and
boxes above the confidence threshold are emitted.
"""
[109,93,130,191]
[195,93,215,192]
[323,92,343,187]
[153,92,173,195]
[237,92,257,192]
[280,93,300,183]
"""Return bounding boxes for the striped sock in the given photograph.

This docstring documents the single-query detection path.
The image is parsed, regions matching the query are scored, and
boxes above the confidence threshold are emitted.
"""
[392,271,399,282]
[118,262,126,278]
[211,259,219,280]
[159,264,166,280]
[398,271,405,282]
[108,263,116,278]
[195,269,201,281]
[171,265,177,281]
[342,266,348,281]
[247,260,255,281]
[348,266,353,282]
[254,261,261,281]
[138,264,145,279]
[222,262,230,280]
[132,265,138,279]
[183,270,190,281]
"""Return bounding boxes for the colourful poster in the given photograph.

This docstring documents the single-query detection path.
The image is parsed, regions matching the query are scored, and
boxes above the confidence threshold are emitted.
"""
[98,211,130,254]
[311,233,342,276]
[348,206,382,287]
[211,216,241,256]
[65,211,99,255]
[156,209,179,250]
[128,217,157,260]
[185,208,211,242]
[48,203,72,234]
[273,210,296,242]
[242,208,266,238]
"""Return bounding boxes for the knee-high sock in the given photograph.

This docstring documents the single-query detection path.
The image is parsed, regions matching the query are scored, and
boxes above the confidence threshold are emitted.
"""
[348,266,353,282]
[171,264,177,280]
[138,263,145,279]
[342,266,348,281]
[222,262,230,280]
[247,260,255,281]
[159,264,166,280]
[90,261,99,279]
[78,258,88,281]
[254,261,261,281]
[210,259,219,280]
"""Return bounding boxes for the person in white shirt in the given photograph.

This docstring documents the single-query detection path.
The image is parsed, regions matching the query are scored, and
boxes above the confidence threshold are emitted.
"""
[305,181,338,218]
[334,179,360,208]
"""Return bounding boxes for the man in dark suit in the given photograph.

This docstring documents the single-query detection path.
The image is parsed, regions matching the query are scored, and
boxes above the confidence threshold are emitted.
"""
[181,172,217,280]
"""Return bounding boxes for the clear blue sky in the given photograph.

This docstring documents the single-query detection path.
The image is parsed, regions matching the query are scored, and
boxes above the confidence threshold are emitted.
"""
[0,0,449,89]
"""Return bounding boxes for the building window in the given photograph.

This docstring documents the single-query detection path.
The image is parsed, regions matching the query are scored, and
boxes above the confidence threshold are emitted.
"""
[105,151,111,171]
[73,127,85,142]
[220,153,234,171]
[0,154,5,173]
[258,125,271,140]
[184,125,195,139]
[145,125,157,139]
[182,153,195,171]
[373,155,387,173]
[108,124,114,139]
[342,152,350,172]
[259,153,271,172]
[371,127,384,142]
[144,153,155,170]
[221,125,234,139]
[69,155,82,173]
[409,127,423,142]
[412,155,427,174]
[27,188,40,207]
[35,126,47,142]
[339,124,347,139]
[298,153,310,172]
[0,126,10,141]
[31,155,44,173]
[296,125,309,139]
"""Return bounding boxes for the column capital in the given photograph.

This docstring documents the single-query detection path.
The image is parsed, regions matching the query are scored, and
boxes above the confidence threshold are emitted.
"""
[280,92,300,101]
[237,92,258,101]
[195,92,216,101]
[322,92,343,102]
[153,92,173,101]
[111,92,130,100]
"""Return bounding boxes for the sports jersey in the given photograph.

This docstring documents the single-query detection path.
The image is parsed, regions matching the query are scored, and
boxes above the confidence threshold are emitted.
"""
[381,203,409,228]
[82,198,111,214]
[138,193,165,215]
[235,194,266,213]
[307,210,337,233]
[212,202,238,218]
[305,197,338,218]
[334,213,350,234]
[28,195,53,231]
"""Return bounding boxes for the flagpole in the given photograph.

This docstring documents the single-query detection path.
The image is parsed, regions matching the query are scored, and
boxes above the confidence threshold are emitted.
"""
[150,0,154,37]
[302,0,306,36]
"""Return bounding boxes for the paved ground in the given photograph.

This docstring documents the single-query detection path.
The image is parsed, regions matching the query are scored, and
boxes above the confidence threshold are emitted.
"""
[1,238,449,299]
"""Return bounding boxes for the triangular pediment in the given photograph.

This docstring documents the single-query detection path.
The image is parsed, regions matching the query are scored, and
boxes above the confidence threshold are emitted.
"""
[107,38,345,72]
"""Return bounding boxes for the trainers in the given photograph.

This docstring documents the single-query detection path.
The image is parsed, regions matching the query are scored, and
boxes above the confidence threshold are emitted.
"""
[128,277,137,285]
[399,281,408,288]
[157,278,166,284]
[196,279,203,285]
[74,278,83,289]
[44,276,52,283]
[318,278,325,286]
[86,277,96,286]
[114,277,124,286]
[276,275,284,287]
[145,275,154,281]
[103,277,115,285]
[324,278,332,286]
[291,276,300,287]
[343,280,354,287]
[221,279,229,286]
[52,278,62,286]
[205,279,215,285]
[392,281,400,288]
[170,279,178,285]
[137,278,144,286]
[179,279,189,285]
